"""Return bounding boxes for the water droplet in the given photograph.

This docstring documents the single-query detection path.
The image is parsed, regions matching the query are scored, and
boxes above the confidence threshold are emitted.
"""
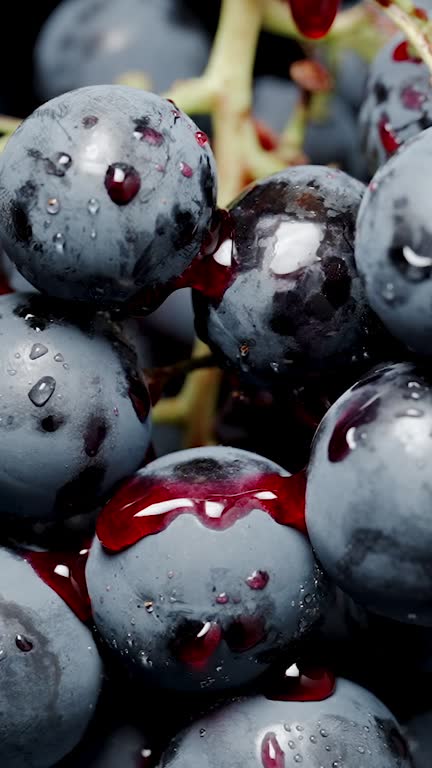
[325,745,332,752]
[304,593,313,604]
[195,130,209,146]
[357,746,365,754]
[288,741,296,750]
[295,725,304,732]
[28,376,56,407]
[284,724,291,732]
[199,729,206,738]
[144,601,154,613]
[320,729,328,738]
[105,163,141,205]
[7,369,16,376]
[63,363,70,370]
[294,756,303,763]
[332,762,341,768]
[14,352,21,359]
[53,152,72,174]
[54,353,64,362]
[310,736,317,744]
[29,343,48,360]
[47,198,60,215]
[53,233,65,254]
[167,570,174,579]
[180,161,194,178]
[382,282,396,304]
[15,634,33,652]
[90,229,97,240]
[87,198,100,215]
[216,592,229,604]
[363,726,370,733]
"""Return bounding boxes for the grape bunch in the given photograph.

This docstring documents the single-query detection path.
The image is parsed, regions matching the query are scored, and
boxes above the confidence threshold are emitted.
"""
[1,0,432,766]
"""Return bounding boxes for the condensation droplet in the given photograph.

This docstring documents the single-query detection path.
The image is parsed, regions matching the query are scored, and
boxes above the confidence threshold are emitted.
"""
[28,376,56,407]
[30,343,48,360]
[47,198,60,215]
[88,198,100,215]
[15,634,33,652]
[53,233,65,254]
[54,353,64,362]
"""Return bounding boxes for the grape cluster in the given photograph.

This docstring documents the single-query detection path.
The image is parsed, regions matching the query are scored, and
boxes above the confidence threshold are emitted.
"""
[1,0,432,766]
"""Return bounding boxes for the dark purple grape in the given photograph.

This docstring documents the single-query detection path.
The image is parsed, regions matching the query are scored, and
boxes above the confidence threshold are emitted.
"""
[86,446,330,694]
[306,362,432,626]
[355,126,432,355]
[360,34,432,175]
[0,291,151,525]
[160,678,412,768]
[0,546,102,768]
[34,0,210,102]
[193,165,395,389]
[0,86,216,309]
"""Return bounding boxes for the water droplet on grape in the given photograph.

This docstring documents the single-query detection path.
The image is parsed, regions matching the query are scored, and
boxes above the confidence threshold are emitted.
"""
[53,233,65,254]
[28,376,56,407]
[30,343,48,360]
[88,198,100,215]
[195,131,208,146]
[15,634,33,652]
[47,198,60,215]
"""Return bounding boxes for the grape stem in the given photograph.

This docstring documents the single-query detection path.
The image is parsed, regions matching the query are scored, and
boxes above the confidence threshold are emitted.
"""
[372,0,432,73]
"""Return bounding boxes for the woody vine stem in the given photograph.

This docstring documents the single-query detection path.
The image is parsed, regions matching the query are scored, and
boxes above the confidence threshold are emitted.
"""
[0,0,430,447]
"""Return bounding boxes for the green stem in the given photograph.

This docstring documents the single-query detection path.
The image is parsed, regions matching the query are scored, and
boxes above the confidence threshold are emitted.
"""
[372,0,432,73]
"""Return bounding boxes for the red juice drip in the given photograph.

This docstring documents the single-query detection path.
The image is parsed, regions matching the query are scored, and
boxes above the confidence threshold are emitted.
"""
[173,620,222,669]
[266,665,336,703]
[105,163,141,206]
[175,208,236,303]
[378,114,401,154]
[328,392,380,463]
[0,273,12,295]
[392,41,422,63]
[246,570,269,590]
[261,733,285,768]
[414,7,428,21]
[289,0,341,40]
[195,130,209,146]
[96,470,307,553]
[224,615,267,651]
[135,127,164,146]
[24,546,92,623]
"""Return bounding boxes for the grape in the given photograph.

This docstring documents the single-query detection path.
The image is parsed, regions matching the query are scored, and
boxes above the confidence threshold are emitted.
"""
[355,126,432,355]
[193,165,394,389]
[306,362,432,626]
[86,446,330,694]
[34,0,210,103]
[360,34,432,175]
[160,677,411,767]
[0,546,103,768]
[0,85,216,309]
[0,292,151,525]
